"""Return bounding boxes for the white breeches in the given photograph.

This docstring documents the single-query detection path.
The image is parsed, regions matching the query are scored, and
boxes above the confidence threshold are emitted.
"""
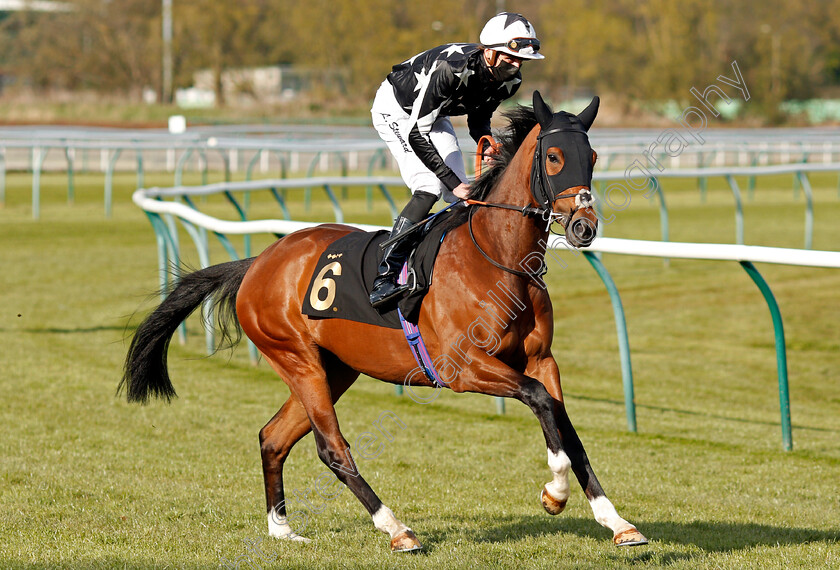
[371,80,467,203]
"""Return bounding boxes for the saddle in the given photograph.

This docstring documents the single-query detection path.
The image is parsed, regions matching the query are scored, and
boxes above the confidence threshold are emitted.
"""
[301,209,457,329]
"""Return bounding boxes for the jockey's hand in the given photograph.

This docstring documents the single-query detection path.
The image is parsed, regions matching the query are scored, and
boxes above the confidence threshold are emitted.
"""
[453,183,470,200]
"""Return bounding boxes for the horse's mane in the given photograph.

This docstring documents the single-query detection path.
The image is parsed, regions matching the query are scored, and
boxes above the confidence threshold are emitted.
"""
[437,105,538,232]
[467,105,539,201]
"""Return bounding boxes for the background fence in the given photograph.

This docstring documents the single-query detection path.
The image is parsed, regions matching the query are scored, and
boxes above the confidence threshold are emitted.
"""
[4,124,840,219]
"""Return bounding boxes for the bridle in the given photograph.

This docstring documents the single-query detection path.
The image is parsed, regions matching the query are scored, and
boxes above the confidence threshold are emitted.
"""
[466,125,594,281]
[529,125,595,228]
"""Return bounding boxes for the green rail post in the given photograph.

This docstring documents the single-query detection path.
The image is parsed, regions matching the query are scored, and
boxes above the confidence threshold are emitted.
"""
[724,174,745,245]
[651,177,669,266]
[136,150,144,193]
[174,148,193,187]
[276,152,288,179]
[377,184,399,219]
[739,261,792,451]
[159,208,185,344]
[495,396,506,414]
[104,148,123,218]
[198,149,209,186]
[269,187,292,220]
[244,150,263,216]
[32,146,47,220]
[367,150,387,212]
[223,190,251,257]
[64,145,75,205]
[247,152,290,218]
[178,217,214,355]
[336,152,348,199]
[304,152,322,212]
[795,171,814,250]
[583,251,637,432]
[216,148,231,183]
[697,151,708,202]
[145,210,189,346]
[748,153,760,199]
[145,212,178,302]
[792,147,808,199]
[245,149,262,181]
[322,184,344,223]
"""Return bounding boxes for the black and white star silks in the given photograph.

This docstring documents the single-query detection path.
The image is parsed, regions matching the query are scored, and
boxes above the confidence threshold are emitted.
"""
[375,43,521,192]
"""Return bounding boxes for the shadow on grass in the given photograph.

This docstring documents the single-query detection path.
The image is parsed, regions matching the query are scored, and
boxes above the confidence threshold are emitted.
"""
[568,392,840,434]
[426,514,838,553]
[0,325,136,334]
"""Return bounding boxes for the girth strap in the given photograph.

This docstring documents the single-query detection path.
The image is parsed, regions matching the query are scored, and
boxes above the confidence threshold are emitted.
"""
[397,262,444,388]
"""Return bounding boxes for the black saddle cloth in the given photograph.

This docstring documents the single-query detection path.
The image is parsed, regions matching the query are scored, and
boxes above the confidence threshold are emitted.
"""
[301,209,458,329]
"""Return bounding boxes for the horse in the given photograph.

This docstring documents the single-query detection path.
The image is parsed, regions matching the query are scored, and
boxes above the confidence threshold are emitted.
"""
[120,91,648,552]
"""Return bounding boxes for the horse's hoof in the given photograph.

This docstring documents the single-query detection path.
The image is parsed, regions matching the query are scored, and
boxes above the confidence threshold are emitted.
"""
[390,529,422,552]
[613,527,648,547]
[540,487,567,515]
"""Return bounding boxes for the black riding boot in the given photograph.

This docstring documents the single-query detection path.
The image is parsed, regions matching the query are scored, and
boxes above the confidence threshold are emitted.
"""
[369,216,417,309]
[370,191,438,309]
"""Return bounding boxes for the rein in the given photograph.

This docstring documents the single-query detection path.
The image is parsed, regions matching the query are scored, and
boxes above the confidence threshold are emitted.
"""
[464,192,582,282]
[464,123,594,282]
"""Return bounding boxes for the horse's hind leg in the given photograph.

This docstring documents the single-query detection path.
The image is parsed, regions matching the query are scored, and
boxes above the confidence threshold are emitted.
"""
[261,346,420,552]
[260,394,314,541]
[259,351,358,542]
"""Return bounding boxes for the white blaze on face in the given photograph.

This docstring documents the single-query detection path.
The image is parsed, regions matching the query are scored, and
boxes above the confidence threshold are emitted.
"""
[372,504,411,539]
[267,513,311,542]
[589,495,635,535]
[545,448,571,502]
[575,189,594,209]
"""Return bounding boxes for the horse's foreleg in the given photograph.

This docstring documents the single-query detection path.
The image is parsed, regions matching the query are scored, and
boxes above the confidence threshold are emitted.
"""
[532,358,647,545]
[554,403,648,546]
[453,361,576,512]
[458,357,647,546]
[513,379,588,524]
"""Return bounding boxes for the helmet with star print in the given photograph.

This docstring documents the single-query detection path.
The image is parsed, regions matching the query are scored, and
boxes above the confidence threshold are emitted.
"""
[479,12,544,60]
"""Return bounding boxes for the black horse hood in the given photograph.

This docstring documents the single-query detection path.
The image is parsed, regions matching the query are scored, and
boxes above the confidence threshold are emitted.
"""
[530,92,599,207]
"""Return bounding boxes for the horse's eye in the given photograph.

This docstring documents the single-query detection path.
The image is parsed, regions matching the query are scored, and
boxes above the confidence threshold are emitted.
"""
[544,147,565,175]
[592,150,598,165]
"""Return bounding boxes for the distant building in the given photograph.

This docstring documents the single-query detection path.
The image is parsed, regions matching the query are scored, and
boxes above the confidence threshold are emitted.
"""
[0,0,72,11]
[179,65,347,108]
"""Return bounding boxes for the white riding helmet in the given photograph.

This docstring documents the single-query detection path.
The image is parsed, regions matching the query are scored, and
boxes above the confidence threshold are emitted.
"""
[479,12,544,60]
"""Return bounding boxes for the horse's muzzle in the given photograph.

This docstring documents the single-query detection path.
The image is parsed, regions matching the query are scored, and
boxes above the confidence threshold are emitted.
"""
[567,214,597,248]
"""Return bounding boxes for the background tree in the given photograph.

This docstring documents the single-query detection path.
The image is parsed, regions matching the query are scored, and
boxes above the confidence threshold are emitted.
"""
[0,0,160,95]
[1,0,839,121]
[173,0,275,106]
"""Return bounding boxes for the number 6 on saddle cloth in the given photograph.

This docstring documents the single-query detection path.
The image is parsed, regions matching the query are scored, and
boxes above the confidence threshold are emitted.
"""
[302,209,456,385]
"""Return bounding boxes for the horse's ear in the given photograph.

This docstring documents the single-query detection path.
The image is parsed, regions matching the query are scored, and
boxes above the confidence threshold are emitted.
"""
[533,91,553,129]
[577,96,600,131]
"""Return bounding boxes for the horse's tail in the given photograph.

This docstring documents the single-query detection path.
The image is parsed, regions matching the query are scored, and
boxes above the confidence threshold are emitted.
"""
[119,258,255,404]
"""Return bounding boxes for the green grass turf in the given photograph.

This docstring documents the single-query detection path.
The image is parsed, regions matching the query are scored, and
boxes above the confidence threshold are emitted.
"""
[1,170,838,569]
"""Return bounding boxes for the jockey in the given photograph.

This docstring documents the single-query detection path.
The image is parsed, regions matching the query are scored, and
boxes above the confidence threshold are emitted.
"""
[369,12,545,309]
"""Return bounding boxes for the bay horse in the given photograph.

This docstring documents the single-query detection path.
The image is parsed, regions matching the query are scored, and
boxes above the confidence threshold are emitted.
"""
[120,91,648,552]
